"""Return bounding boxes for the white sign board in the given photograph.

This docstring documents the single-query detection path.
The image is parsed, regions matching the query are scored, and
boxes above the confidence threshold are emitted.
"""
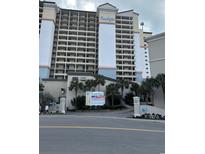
[86,91,105,106]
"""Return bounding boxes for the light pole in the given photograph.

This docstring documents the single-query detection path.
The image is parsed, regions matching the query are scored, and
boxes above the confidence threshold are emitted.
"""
[60,88,66,114]
[140,22,144,31]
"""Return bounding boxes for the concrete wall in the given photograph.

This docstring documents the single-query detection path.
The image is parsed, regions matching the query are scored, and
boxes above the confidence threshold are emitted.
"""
[146,33,165,77]
[42,80,67,102]
[153,87,165,109]
[150,60,165,78]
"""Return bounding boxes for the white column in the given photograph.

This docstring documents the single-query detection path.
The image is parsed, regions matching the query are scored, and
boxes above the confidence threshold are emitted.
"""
[97,7,117,79]
[133,96,140,117]
[39,20,55,78]
[39,3,57,79]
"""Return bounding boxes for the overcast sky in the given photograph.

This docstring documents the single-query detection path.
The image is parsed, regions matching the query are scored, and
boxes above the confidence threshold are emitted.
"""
[46,0,164,34]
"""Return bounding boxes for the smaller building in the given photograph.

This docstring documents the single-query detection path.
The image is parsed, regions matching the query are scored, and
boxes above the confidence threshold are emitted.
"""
[42,72,119,110]
[145,32,165,109]
[145,32,165,77]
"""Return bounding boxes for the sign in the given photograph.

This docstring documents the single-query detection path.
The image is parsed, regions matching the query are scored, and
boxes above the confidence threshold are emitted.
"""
[99,11,115,24]
[100,16,115,23]
[86,91,105,106]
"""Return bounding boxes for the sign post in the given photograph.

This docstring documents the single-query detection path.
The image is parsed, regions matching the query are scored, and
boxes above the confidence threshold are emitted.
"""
[59,96,66,114]
[133,96,140,117]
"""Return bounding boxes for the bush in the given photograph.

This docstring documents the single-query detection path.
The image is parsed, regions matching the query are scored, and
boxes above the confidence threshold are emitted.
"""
[124,93,134,106]
[101,104,125,110]
[40,92,54,106]
[71,96,86,110]
[135,113,165,120]
[106,95,121,106]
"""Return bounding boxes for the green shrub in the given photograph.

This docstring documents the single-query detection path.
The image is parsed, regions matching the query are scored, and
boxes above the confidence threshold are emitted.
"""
[71,96,86,110]
[106,95,121,106]
[102,104,125,110]
[124,93,134,106]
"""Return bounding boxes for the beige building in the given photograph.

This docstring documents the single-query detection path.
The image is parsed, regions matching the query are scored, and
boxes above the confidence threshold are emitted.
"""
[145,32,165,77]
[39,1,152,82]
[145,32,165,109]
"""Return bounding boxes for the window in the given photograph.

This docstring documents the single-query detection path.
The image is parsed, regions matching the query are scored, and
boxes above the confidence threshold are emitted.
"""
[80,77,86,81]
[146,67,148,70]
[145,52,147,54]
[72,77,78,81]
[146,72,149,74]
[145,55,147,58]
[146,63,148,65]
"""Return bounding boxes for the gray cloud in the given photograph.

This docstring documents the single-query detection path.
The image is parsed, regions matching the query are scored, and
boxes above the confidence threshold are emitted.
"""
[46,0,164,34]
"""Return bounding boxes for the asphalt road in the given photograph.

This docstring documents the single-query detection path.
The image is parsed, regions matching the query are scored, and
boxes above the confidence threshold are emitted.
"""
[39,115,165,154]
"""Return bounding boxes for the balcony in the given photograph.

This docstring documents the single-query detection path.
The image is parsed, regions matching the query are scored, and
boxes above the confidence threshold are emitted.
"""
[60,25,68,29]
[57,52,66,57]
[77,54,85,58]
[57,46,66,51]
[79,27,86,31]
[58,36,67,40]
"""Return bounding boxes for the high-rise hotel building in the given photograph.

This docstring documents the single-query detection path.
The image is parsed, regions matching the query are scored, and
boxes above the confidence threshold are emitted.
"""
[39,1,152,82]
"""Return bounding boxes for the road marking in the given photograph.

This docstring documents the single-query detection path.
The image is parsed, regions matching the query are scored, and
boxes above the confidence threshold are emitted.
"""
[40,115,165,123]
[39,125,164,133]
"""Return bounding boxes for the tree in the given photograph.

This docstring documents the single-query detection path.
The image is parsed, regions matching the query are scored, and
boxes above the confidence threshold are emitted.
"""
[106,83,120,106]
[95,75,105,91]
[42,93,54,105]
[39,83,44,91]
[141,77,160,104]
[155,73,165,95]
[130,82,140,96]
[69,79,84,98]
[84,79,96,92]
[116,79,129,98]
[71,96,86,110]
[124,92,135,105]
[39,82,45,105]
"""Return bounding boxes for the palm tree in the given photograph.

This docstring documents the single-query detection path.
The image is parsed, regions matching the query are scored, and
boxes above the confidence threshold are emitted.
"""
[106,83,120,106]
[95,75,105,91]
[138,84,147,102]
[39,83,44,92]
[117,79,129,98]
[69,79,84,98]
[130,82,140,96]
[84,79,96,92]
[39,82,44,105]
[141,77,160,104]
[155,73,165,95]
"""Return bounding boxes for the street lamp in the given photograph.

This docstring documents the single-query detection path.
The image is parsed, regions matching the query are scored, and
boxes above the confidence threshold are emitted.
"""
[61,88,65,96]
[60,88,66,113]
[140,22,144,30]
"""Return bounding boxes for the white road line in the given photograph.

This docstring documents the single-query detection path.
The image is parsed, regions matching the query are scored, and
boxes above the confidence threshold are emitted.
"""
[40,115,165,123]
[39,125,165,133]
